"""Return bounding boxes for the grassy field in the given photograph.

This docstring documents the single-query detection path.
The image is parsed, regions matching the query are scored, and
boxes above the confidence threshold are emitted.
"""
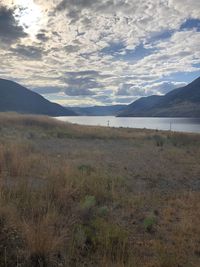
[0,113,200,267]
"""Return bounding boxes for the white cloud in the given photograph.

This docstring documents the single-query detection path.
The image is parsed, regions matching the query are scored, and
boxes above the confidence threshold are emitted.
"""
[0,0,199,106]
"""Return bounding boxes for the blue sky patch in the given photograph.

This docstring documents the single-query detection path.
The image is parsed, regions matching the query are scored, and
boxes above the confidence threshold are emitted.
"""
[148,30,174,43]
[101,42,156,62]
[180,19,200,31]
[122,43,156,61]
[100,42,125,56]
[163,71,200,84]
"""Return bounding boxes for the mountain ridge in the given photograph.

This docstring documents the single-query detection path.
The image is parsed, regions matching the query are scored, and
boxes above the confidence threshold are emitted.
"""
[0,79,76,116]
[118,76,200,117]
[68,105,127,116]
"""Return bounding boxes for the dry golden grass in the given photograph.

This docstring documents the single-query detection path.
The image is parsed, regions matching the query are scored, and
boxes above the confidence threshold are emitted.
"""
[0,113,200,267]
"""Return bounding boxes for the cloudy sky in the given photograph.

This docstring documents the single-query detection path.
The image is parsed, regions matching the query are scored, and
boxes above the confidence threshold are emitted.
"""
[0,0,200,106]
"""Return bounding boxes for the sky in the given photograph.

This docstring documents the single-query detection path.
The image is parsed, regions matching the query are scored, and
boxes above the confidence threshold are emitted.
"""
[0,0,200,107]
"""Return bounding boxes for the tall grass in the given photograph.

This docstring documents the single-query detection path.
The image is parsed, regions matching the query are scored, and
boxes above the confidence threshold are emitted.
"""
[0,113,200,266]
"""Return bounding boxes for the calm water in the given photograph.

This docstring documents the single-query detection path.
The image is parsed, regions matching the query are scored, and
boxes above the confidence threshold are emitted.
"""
[56,116,200,133]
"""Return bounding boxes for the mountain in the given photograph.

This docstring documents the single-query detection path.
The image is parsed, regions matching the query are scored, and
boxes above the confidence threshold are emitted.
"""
[0,79,76,116]
[118,76,200,117]
[68,105,127,116]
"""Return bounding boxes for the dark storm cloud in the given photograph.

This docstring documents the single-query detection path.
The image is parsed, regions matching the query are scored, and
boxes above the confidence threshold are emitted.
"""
[116,83,134,96]
[65,45,80,53]
[65,70,100,77]
[11,44,43,60]
[0,6,27,44]
[54,0,131,25]
[55,0,114,23]
[66,10,80,23]
[63,70,104,96]
[52,31,60,37]
[64,87,95,96]
[64,76,101,95]
[55,0,123,14]
[36,33,49,42]
[56,0,95,12]
[65,70,111,80]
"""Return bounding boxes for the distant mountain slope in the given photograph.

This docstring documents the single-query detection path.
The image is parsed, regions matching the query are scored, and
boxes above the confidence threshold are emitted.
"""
[0,79,76,116]
[68,105,127,116]
[118,76,200,117]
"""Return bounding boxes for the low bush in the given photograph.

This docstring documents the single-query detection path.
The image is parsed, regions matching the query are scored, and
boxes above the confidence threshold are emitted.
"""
[143,215,156,233]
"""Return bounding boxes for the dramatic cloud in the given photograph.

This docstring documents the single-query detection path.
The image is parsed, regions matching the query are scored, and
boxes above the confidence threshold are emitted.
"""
[63,71,103,96]
[0,0,199,106]
[65,45,80,53]
[148,81,187,95]
[36,32,49,42]
[0,5,27,44]
[11,44,43,59]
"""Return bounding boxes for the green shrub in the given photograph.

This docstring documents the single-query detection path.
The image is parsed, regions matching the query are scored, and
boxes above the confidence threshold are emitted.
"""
[98,206,109,217]
[81,195,96,210]
[78,164,94,175]
[143,216,156,232]
[72,218,129,263]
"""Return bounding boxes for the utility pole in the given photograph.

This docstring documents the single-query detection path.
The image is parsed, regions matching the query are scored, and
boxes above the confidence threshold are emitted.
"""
[170,121,172,131]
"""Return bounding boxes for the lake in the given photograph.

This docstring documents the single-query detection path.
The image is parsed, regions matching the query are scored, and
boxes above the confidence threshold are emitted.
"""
[56,116,200,133]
